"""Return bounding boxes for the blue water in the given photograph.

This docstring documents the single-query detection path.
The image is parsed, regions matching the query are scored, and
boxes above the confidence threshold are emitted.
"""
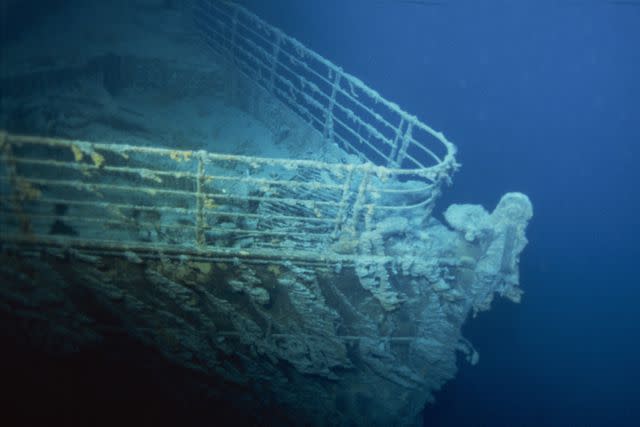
[244,1,640,425]
[2,0,638,425]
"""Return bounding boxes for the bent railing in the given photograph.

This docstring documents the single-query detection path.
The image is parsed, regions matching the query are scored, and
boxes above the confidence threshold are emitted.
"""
[194,0,458,198]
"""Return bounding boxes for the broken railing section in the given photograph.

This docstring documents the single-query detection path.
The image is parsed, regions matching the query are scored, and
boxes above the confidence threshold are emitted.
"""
[194,0,458,185]
[0,132,433,267]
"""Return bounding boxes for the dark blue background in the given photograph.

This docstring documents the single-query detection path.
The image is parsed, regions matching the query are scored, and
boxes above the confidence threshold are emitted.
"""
[242,1,640,425]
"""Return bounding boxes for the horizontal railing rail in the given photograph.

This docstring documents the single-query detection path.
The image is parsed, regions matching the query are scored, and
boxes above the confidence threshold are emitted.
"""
[0,131,399,265]
[194,0,457,180]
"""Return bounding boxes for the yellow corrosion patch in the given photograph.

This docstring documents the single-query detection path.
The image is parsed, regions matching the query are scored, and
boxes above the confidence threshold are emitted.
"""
[16,178,41,201]
[204,196,217,209]
[170,150,193,162]
[71,145,84,162]
[90,151,105,168]
[267,264,281,276]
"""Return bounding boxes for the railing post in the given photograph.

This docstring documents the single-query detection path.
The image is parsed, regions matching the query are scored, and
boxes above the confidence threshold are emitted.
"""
[332,165,354,240]
[268,31,282,93]
[346,165,372,241]
[395,121,413,168]
[388,117,405,167]
[1,133,35,235]
[195,151,207,247]
[323,69,342,144]
[226,7,240,105]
